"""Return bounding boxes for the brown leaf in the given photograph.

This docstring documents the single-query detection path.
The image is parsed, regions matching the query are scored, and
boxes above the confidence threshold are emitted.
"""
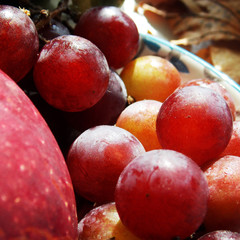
[210,41,240,84]
[160,0,240,45]
[195,46,213,65]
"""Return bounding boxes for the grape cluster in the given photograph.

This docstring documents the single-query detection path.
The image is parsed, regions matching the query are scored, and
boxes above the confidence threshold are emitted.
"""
[0,1,240,240]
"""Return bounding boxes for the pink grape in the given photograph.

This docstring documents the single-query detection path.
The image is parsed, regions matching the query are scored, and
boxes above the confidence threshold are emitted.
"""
[197,230,240,239]
[66,125,145,204]
[156,85,233,166]
[115,149,209,240]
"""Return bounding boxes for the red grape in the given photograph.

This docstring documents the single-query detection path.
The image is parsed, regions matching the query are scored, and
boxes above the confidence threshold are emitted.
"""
[66,125,145,204]
[18,70,79,157]
[178,78,236,120]
[33,35,110,112]
[203,155,240,232]
[197,230,240,240]
[220,120,240,157]
[78,202,140,239]
[0,5,39,82]
[38,19,70,47]
[74,6,139,69]
[63,70,128,132]
[115,149,209,240]
[156,85,233,166]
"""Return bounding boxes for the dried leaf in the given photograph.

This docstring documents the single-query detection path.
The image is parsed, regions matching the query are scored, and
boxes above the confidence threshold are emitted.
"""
[210,41,240,84]
[137,0,240,85]
[156,0,240,46]
[195,46,212,65]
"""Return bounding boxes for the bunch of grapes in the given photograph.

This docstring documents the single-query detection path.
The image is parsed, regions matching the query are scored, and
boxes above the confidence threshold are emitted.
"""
[1,1,240,240]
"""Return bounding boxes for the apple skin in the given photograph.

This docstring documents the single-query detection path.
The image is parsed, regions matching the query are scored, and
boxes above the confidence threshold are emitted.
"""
[0,69,78,239]
[78,202,140,240]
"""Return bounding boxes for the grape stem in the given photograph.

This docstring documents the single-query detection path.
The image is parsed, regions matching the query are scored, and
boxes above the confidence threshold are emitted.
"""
[35,0,69,31]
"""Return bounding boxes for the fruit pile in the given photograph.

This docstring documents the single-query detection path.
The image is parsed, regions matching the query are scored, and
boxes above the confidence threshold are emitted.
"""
[1,1,240,240]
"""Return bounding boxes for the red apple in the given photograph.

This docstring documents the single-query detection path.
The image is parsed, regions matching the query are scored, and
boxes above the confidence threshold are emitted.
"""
[78,202,140,239]
[0,69,78,239]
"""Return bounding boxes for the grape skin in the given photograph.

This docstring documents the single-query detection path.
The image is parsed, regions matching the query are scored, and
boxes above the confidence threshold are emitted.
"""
[115,149,209,240]
[38,19,71,48]
[197,230,240,240]
[156,86,233,166]
[74,6,139,69]
[78,202,140,240]
[63,70,128,132]
[178,78,236,120]
[33,35,110,112]
[220,120,240,157]
[116,99,162,151]
[120,55,182,102]
[203,155,240,232]
[0,5,39,82]
[67,125,145,204]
